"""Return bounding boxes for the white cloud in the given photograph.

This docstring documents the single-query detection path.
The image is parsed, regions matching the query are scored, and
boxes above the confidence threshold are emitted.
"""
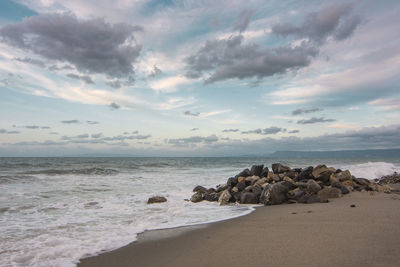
[157,97,196,110]
[150,75,192,92]
[369,98,400,111]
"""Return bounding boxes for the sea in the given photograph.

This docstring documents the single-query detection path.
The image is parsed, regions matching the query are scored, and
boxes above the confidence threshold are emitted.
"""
[1,157,400,267]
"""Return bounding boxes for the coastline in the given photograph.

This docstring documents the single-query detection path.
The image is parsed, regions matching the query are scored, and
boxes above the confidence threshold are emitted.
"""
[78,190,400,267]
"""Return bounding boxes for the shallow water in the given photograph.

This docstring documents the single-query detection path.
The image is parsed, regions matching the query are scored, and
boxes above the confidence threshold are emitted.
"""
[0,157,399,267]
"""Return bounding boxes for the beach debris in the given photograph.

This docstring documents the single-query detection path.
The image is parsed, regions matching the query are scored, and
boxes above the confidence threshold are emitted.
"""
[147,196,167,204]
[190,163,399,206]
[350,204,356,207]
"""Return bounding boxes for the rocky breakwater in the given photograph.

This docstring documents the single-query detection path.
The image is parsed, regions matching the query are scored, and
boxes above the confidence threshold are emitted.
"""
[190,163,395,206]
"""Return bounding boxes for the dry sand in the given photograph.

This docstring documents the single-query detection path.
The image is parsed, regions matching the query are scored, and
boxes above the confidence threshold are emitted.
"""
[78,191,400,267]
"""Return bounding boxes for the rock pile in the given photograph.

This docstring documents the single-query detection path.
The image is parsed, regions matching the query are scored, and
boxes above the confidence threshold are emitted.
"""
[375,172,400,184]
[190,163,394,206]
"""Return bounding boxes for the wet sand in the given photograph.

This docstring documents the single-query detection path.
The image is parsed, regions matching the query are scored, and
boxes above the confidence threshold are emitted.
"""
[78,191,400,267]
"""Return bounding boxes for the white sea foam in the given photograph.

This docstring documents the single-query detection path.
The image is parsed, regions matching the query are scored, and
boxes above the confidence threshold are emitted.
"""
[338,162,400,180]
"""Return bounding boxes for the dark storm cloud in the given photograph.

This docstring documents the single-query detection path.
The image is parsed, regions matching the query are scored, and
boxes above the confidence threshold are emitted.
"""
[0,129,20,134]
[61,133,89,140]
[272,3,362,44]
[91,133,103,139]
[61,120,80,124]
[185,3,362,84]
[233,9,256,33]
[184,110,200,117]
[185,34,318,83]
[13,125,51,129]
[148,65,162,78]
[105,80,122,89]
[48,64,74,71]
[291,108,323,115]
[12,140,64,146]
[102,134,151,141]
[222,129,239,133]
[14,57,46,68]
[288,130,300,134]
[241,127,286,135]
[66,73,94,84]
[110,102,120,110]
[297,117,336,124]
[168,135,218,146]
[0,13,142,78]
[207,124,400,154]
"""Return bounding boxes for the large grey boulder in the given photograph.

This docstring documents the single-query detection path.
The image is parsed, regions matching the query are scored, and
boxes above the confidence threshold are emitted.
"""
[204,192,219,202]
[318,187,342,202]
[250,165,264,177]
[240,192,259,204]
[192,185,207,193]
[306,179,322,194]
[227,177,238,187]
[236,168,251,178]
[190,192,203,203]
[218,189,232,205]
[272,163,291,174]
[260,181,296,205]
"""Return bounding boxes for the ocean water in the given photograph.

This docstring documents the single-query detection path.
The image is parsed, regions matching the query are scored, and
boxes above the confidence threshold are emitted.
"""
[1,157,399,267]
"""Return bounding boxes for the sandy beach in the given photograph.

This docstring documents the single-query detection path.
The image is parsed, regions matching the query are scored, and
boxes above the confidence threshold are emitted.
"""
[78,190,400,267]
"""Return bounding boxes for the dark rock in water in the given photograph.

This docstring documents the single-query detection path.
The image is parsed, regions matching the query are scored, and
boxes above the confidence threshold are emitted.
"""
[250,165,264,177]
[232,191,242,202]
[206,188,216,194]
[260,181,296,205]
[216,184,228,193]
[236,168,251,178]
[193,185,207,193]
[227,177,238,187]
[236,181,247,191]
[272,163,291,174]
[296,166,313,181]
[190,192,203,203]
[147,196,167,204]
[260,167,269,177]
[204,192,219,202]
[306,179,321,194]
[240,192,259,204]
[318,187,342,202]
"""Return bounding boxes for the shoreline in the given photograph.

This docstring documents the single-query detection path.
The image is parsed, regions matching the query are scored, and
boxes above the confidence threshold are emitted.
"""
[78,190,400,267]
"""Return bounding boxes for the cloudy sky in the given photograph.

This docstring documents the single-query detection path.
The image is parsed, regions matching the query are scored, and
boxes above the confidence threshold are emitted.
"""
[0,0,399,156]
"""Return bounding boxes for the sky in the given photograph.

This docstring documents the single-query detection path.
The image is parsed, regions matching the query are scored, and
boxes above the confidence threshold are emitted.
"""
[0,0,399,156]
